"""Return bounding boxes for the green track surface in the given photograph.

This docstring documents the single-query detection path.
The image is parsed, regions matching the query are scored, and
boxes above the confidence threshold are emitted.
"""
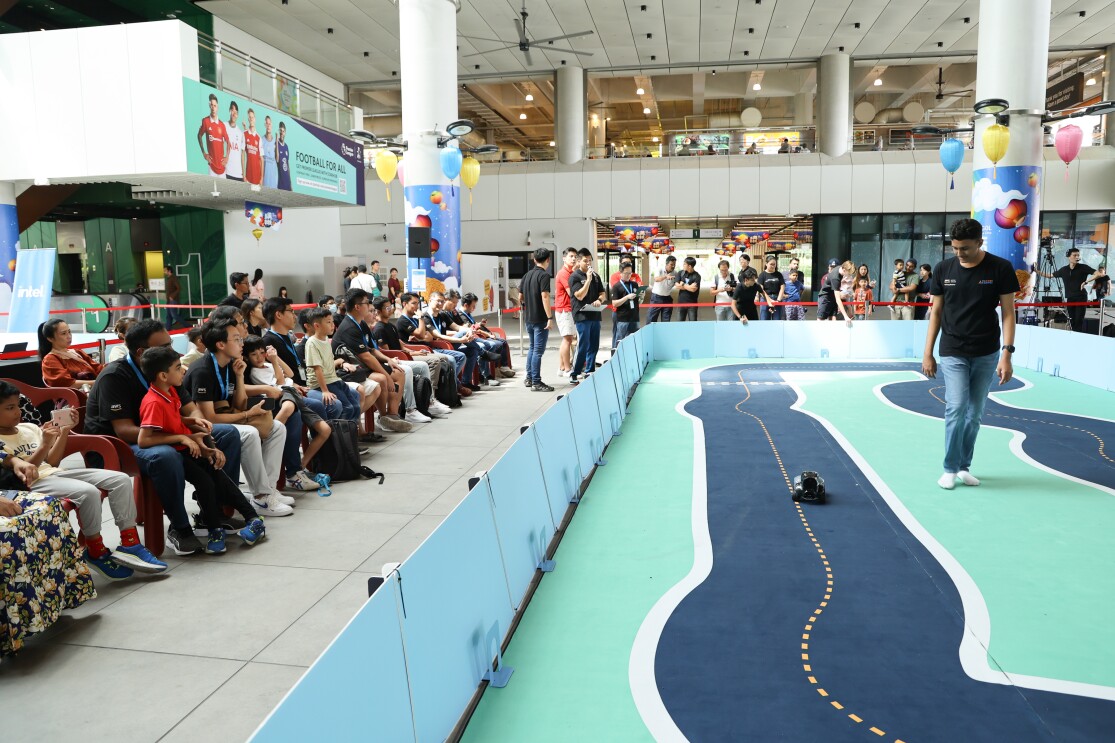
[990,371,1115,422]
[793,369,1115,688]
[462,361,715,743]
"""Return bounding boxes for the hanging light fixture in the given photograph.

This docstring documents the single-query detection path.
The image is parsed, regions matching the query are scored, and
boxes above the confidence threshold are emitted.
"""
[519,113,527,120]
[753,82,762,91]
[1086,77,1097,86]
[652,136,660,142]
[643,107,651,114]
[525,93,534,101]
[549,140,555,146]
[874,78,883,86]
[636,87,645,95]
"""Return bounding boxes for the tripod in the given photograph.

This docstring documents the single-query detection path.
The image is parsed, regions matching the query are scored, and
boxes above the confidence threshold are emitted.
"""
[1034,242,1068,326]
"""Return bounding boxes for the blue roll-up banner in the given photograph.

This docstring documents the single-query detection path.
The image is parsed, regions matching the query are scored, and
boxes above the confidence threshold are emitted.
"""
[9,248,57,332]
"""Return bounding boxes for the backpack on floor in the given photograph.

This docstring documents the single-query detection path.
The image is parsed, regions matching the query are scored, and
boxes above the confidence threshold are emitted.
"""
[434,370,462,408]
[311,419,363,482]
[413,374,432,417]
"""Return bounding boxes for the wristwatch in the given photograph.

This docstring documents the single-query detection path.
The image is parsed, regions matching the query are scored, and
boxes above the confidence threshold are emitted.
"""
[1001,344,1015,353]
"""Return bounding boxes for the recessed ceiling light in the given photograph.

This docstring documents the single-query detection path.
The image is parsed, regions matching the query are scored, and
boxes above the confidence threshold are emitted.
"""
[519,113,527,120]
[643,107,651,114]
[636,87,645,95]
[525,93,534,101]
[1087,77,1097,85]
[753,82,762,91]
[874,78,883,86]
[549,141,555,146]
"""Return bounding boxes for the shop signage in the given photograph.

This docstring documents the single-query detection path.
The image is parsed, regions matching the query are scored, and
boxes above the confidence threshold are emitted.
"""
[1046,73,1084,111]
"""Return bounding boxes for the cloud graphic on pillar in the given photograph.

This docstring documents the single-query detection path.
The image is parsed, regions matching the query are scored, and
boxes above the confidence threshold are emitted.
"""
[405,204,432,223]
[971,178,1026,213]
[431,260,451,274]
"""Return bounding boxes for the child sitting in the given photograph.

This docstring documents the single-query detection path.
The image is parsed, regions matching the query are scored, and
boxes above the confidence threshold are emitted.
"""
[301,308,363,420]
[852,277,874,321]
[784,270,806,321]
[242,335,331,493]
[0,380,166,579]
[137,346,266,553]
[180,326,206,368]
[108,318,136,363]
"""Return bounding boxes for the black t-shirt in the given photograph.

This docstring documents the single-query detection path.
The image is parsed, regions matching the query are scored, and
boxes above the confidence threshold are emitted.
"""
[732,283,760,318]
[262,329,307,386]
[519,266,552,324]
[677,270,701,303]
[610,279,640,323]
[395,314,427,346]
[569,270,606,323]
[817,267,842,300]
[183,353,238,405]
[371,320,403,350]
[757,270,785,300]
[931,253,1019,357]
[332,315,378,364]
[84,357,193,436]
[218,293,245,309]
[1053,263,1095,300]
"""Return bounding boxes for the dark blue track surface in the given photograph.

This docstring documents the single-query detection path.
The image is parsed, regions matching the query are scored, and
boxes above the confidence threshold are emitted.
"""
[654,363,1115,742]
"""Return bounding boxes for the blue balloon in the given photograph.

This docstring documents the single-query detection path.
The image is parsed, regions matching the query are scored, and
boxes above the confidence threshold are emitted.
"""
[441,147,463,181]
[939,138,964,174]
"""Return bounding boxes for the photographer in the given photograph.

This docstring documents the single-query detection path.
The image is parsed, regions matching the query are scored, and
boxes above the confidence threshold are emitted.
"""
[1035,247,1098,333]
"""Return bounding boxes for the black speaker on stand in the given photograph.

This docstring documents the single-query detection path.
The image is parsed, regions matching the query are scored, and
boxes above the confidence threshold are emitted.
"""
[407,226,431,304]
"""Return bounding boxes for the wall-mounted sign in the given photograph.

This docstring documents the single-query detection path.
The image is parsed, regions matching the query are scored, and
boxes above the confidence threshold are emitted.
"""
[670,228,696,239]
[698,228,724,239]
[1047,73,1084,112]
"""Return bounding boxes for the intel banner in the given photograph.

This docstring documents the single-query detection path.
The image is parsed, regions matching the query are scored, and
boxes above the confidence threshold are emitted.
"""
[9,248,56,333]
[183,78,364,206]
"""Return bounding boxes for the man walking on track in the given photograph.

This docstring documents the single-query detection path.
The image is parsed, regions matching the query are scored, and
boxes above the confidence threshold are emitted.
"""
[922,218,1019,490]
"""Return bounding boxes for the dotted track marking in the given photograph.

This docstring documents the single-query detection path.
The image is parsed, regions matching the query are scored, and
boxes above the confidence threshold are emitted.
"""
[731,369,905,742]
[927,386,1115,466]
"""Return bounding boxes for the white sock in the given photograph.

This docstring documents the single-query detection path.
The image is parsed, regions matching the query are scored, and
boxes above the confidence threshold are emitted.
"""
[937,472,957,490]
[957,470,980,486]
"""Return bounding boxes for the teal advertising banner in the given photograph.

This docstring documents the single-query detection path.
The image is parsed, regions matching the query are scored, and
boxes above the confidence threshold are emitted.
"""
[9,248,57,332]
[183,78,364,206]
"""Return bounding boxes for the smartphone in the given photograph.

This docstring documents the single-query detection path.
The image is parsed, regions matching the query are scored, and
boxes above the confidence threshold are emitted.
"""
[51,408,77,427]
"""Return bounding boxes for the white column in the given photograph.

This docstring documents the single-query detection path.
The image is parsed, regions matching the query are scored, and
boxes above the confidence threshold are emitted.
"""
[555,66,586,165]
[972,0,1050,270]
[398,0,462,291]
[793,92,814,127]
[817,54,851,156]
[1104,44,1115,147]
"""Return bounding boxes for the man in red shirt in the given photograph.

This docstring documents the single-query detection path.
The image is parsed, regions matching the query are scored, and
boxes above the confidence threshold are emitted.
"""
[243,108,263,187]
[608,257,643,286]
[553,247,578,378]
[197,93,229,177]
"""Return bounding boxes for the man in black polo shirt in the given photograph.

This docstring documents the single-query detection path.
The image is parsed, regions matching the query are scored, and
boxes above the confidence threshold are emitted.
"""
[425,291,483,391]
[1037,247,1098,332]
[610,261,640,348]
[519,248,554,391]
[923,218,1019,490]
[676,256,702,321]
[84,319,243,555]
[219,271,250,308]
[261,297,343,421]
[568,247,606,384]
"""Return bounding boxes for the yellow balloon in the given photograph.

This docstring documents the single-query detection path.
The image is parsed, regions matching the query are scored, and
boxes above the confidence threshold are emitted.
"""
[252,227,263,244]
[375,151,398,200]
[461,156,480,204]
[982,124,1010,178]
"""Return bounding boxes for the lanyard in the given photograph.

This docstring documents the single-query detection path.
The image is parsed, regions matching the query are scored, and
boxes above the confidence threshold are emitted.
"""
[462,310,474,324]
[267,329,297,358]
[403,314,419,328]
[211,354,231,400]
[620,281,635,296]
[347,314,377,348]
[426,312,441,333]
[125,354,149,391]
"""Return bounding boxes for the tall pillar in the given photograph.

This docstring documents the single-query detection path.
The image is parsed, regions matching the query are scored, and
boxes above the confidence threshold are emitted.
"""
[971,0,1050,270]
[1104,44,1115,147]
[555,66,586,164]
[817,54,851,156]
[399,0,461,296]
[794,92,815,150]
[0,182,17,330]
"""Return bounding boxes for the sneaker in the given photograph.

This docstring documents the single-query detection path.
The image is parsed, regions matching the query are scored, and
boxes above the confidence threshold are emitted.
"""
[568,376,580,386]
[532,382,555,392]
[252,494,294,517]
[427,403,448,418]
[285,471,321,492]
[360,431,387,443]
[485,377,501,387]
[378,415,414,433]
[205,528,227,554]
[238,518,267,545]
[405,409,432,424]
[114,543,169,573]
[274,492,296,506]
[85,550,134,580]
[524,377,536,387]
[557,369,569,378]
[358,447,372,456]
[429,400,452,415]
[192,512,247,532]
[168,527,205,556]
[499,367,516,378]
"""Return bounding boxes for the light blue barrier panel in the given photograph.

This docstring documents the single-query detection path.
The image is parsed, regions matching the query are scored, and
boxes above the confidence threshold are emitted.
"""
[1025,326,1115,390]
[484,433,556,608]
[848,320,926,359]
[633,324,652,370]
[649,321,716,360]
[593,358,626,436]
[531,394,584,510]
[610,340,632,399]
[251,573,414,742]
[714,321,785,359]
[781,320,853,359]
[565,372,607,473]
[171,333,190,356]
[1013,324,1036,371]
[620,335,641,394]
[400,484,516,743]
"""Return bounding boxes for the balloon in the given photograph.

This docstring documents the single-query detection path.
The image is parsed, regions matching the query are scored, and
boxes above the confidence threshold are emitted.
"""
[1055,124,1083,181]
[1013,225,1031,244]
[374,151,398,201]
[441,146,463,181]
[460,156,480,204]
[429,237,440,254]
[412,214,432,228]
[994,199,1027,229]
[982,123,1010,179]
[939,138,964,190]
[396,157,406,188]
[251,227,263,244]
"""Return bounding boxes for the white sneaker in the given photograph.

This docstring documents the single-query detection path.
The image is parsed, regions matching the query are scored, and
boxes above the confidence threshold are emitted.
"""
[378,415,414,433]
[275,492,296,506]
[557,369,569,377]
[485,377,501,386]
[253,494,294,516]
[427,403,448,418]
[429,400,452,416]
[937,473,957,490]
[405,409,432,424]
[957,470,981,486]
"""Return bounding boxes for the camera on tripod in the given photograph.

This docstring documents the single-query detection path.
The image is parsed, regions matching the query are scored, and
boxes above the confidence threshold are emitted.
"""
[1040,235,1055,252]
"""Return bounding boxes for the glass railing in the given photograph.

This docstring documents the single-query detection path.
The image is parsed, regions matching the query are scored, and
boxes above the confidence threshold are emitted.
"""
[197,31,354,137]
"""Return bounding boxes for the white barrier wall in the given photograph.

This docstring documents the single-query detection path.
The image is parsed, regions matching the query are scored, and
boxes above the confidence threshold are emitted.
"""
[0,21,199,181]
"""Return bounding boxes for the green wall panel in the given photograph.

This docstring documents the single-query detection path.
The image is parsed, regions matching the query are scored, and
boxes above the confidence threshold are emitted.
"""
[83,218,134,294]
[160,210,227,319]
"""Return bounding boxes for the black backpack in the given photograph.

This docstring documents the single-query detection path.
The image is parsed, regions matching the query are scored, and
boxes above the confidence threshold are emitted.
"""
[434,368,462,408]
[311,419,384,483]
[412,374,432,417]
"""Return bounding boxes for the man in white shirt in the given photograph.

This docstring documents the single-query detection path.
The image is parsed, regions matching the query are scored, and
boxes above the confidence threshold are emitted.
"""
[646,255,678,323]
[349,265,376,294]
[225,101,245,181]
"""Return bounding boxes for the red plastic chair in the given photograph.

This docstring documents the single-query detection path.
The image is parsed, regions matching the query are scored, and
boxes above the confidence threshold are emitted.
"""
[4,378,85,431]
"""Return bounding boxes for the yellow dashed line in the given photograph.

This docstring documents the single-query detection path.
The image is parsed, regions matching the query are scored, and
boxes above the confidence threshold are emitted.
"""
[849,713,863,723]
[831,701,844,710]
[869,727,886,736]
[817,688,829,697]
[808,676,818,684]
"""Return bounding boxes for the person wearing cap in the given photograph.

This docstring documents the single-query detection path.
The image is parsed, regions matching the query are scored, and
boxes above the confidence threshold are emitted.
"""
[676,257,702,321]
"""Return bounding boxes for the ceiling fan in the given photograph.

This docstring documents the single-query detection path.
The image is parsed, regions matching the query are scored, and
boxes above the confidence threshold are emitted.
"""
[461,0,594,67]
[934,67,974,101]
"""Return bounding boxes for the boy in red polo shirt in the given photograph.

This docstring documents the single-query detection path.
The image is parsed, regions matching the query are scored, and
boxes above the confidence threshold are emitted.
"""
[138,346,266,552]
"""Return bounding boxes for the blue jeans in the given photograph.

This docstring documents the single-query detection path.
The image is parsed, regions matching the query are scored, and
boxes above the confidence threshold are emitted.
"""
[573,320,601,377]
[460,341,481,385]
[281,405,304,478]
[612,320,639,349]
[165,305,181,327]
[525,321,549,384]
[940,352,999,474]
[304,389,343,420]
[326,381,361,421]
[760,303,783,321]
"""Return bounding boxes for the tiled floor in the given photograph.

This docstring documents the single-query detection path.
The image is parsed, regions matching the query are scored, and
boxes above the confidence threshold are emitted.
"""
[2,336,581,742]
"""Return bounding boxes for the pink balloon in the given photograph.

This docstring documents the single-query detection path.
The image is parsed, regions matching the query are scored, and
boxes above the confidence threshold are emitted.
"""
[1055,124,1083,166]
[396,158,406,188]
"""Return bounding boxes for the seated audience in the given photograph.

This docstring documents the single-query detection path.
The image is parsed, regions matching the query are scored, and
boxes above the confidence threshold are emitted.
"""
[181,326,206,368]
[393,293,464,398]
[455,292,515,378]
[368,296,450,418]
[241,298,265,337]
[138,346,265,551]
[39,319,102,390]
[424,291,482,390]
[262,297,344,421]
[444,291,500,387]
[108,318,136,363]
[303,307,363,422]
